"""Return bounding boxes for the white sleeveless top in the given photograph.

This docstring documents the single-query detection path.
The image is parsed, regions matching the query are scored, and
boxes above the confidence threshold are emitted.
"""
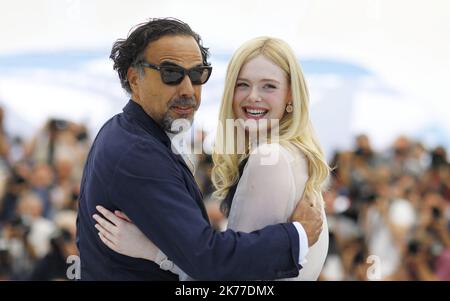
[226,143,329,280]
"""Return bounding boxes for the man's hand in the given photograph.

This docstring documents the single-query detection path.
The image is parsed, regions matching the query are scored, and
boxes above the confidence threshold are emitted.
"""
[289,196,323,247]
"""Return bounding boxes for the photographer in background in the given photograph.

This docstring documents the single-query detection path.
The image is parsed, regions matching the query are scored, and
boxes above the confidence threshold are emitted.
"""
[404,238,436,280]
[0,215,37,279]
[412,190,450,280]
[0,107,11,163]
[0,113,88,280]
[0,165,30,224]
[28,210,77,280]
[21,118,90,219]
[25,118,69,166]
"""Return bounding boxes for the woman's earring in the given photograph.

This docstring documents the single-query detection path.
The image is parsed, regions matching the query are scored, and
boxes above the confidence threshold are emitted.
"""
[286,103,293,113]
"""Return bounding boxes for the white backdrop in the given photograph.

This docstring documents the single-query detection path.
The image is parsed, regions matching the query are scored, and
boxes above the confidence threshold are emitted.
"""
[1,0,449,158]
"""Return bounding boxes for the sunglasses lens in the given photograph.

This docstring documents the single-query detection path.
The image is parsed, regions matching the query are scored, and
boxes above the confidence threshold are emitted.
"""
[159,65,211,85]
[189,68,211,85]
[161,67,184,85]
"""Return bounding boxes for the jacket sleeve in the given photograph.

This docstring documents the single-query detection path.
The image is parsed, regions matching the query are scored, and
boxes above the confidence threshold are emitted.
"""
[107,140,301,280]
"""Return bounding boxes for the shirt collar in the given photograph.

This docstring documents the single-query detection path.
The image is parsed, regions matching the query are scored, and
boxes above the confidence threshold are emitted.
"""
[122,99,171,148]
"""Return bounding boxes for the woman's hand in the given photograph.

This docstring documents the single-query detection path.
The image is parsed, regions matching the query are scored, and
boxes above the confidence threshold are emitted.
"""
[93,206,160,262]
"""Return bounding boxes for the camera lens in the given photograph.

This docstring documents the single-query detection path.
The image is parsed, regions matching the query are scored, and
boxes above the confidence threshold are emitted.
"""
[432,207,442,219]
[408,240,420,255]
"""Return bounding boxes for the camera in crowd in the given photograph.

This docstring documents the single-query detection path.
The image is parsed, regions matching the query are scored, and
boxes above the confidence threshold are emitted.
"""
[432,206,442,219]
[50,228,74,253]
[408,240,421,256]
[8,215,31,239]
[430,147,448,169]
[48,118,69,132]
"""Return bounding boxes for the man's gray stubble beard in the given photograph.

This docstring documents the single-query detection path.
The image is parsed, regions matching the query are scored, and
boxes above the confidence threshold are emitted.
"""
[162,97,197,133]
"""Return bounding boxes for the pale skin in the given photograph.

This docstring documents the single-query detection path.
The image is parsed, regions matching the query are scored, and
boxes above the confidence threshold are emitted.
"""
[93,39,323,262]
[94,207,159,261]
[233,54,292,133]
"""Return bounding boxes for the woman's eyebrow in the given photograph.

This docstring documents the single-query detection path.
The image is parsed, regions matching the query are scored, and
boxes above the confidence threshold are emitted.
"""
[237,77,281,84]
[261,79,281,84]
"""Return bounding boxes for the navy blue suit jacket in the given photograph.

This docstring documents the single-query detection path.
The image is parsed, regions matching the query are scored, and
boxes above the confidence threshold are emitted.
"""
[76,100,301,280]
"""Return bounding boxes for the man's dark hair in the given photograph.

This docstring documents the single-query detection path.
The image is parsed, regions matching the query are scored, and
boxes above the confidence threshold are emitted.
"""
[110,18,210,94]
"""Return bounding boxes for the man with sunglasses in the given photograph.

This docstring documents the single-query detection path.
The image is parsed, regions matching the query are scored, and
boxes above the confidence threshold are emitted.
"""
[76,18,322,280]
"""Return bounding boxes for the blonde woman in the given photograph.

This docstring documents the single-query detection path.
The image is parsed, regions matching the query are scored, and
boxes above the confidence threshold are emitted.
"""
[94,37,329,280]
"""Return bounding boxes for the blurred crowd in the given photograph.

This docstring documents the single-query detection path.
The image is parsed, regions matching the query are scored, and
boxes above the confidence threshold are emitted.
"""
[0,104,449,281]
[200,133,450,281]
[320,134,450,280]
[0,107,89,280]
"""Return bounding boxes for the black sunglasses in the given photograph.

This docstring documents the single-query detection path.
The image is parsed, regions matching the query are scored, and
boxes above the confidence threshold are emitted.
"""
[139,61,212,86]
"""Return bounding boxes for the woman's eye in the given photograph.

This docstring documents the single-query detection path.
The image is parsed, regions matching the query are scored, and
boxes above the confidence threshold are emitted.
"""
[236,82,249,88]
[264,84,277,89]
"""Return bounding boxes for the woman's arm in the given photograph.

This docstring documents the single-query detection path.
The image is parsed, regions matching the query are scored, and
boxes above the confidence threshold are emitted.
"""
[93,207,187,277]
[93,206,160,261]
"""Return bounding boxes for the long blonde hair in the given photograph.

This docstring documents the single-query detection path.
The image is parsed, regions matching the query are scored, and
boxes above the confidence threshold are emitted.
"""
[211,37,329,210]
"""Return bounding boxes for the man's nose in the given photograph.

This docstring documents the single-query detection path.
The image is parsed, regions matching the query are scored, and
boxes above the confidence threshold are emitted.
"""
[177,75,195,98]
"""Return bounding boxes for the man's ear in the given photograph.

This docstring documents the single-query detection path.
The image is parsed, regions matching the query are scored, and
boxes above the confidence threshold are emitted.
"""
[127,67,140,94]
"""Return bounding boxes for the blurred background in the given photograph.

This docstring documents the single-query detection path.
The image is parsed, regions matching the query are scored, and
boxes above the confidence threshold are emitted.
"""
[0,0,449,280]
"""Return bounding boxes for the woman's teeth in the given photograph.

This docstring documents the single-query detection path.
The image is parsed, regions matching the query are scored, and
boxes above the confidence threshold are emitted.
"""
[244,108,268,117]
